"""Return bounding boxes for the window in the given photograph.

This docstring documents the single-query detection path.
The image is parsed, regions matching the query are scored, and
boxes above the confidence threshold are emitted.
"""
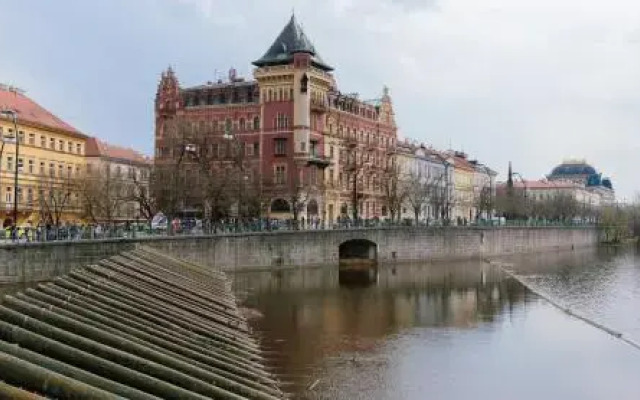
[239,118,245,131]
[27,188,33,205]
[274,165,286,184]
[274,138,287,156]
[58,140,64,151]
[7,157,13,171]
[28,160,34,174]
[67,165,73,177]
[18,131,24,144]
[253,142,259,155]
[5,187,11,204]
[225,118,232,134]
[39,162,44,175]
[58,164,63,177]
[300,141,306,152]
[49,163,55,177]
[330,145,334,158]
[246,143,254,156]
[310,166,317,185]
[49,138,55,149]
[40,135,46,147]
[76,143,82,154]
[253,116,260,130]
[28,133,35,145]
[275,113,289,129]
[67,141,73,152]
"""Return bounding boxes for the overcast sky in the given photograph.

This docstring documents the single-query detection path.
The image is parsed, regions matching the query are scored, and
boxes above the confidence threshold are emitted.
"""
[0,0,638,199]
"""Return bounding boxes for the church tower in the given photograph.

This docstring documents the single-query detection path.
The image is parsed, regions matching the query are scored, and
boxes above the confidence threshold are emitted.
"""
[155,67,181,149]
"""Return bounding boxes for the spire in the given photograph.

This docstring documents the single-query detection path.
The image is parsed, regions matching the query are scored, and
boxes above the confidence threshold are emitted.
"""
[507,161,513,188]
[252,15,333,71]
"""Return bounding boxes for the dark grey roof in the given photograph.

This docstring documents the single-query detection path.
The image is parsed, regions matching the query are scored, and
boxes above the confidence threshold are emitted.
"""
[252,15,333,71]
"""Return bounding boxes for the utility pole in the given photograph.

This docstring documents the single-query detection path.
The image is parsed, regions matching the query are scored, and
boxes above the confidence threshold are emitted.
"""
[0,110,19,228]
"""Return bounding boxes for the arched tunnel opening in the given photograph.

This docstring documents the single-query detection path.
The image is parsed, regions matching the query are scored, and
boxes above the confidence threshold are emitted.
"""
[338,239,378,285]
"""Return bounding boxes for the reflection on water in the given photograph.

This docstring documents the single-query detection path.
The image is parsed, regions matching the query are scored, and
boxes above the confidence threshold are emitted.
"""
[232,253,640,400]
[233,252,640,400]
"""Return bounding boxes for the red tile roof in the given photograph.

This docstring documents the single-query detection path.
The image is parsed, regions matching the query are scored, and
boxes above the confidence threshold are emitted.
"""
[453,156,475,172]
[85,137,151,165]
[0,87,84,137]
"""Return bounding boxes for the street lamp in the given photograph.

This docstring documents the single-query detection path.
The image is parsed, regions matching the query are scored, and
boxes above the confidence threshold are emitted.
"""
[0,109,19,228]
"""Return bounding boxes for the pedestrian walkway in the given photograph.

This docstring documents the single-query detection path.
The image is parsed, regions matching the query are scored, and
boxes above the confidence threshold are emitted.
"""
[0,247,283,399]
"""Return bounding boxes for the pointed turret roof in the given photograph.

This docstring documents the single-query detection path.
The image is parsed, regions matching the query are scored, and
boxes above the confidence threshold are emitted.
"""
[252,14,333,71]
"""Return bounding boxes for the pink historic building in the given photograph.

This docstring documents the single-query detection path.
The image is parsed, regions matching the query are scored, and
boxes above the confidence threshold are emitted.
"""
[154,14,398,224]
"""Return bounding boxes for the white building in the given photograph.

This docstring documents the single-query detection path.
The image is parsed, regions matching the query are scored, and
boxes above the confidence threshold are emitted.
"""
[85,137,152,222]
[470,160,498,220]
[394,140,454,223]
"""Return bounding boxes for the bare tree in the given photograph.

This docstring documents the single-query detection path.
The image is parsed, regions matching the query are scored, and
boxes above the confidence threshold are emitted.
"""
[381,160,407,223]
[474,185,493,220]
[425,173,454,224]
[405,172,430,225]
[129,168,158,222]
[38,174,77,227]
[80,165,129,225]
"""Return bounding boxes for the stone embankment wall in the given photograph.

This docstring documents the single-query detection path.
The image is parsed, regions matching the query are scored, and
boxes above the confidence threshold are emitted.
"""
[0,227,599,284]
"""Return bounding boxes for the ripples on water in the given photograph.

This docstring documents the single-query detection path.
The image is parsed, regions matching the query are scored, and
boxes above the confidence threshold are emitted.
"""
[232,249,640,400]
[505,246,640,342]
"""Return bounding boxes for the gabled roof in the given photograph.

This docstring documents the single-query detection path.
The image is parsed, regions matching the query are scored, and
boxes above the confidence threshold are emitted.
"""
[85,137,151,165]
[252,14,333,71]
[0,87,85,138]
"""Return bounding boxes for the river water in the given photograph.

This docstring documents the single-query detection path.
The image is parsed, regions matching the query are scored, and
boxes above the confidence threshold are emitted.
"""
[232,246,640,400]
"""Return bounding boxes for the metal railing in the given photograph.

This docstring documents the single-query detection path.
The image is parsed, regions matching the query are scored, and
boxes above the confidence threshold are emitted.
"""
[0,218,597,244]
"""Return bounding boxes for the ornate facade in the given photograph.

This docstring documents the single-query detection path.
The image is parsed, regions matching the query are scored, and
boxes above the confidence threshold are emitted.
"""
[154,15,397,224]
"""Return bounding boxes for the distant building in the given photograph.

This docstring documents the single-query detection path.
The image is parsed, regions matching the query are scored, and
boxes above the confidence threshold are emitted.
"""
[154,14,398,224]
[547,159,615,205]
[0,85,87,227]
[496,159,615,218]
[469,160,497,220]
[84,138,152,223]
[451,152,476,223]
[394,140,454,222]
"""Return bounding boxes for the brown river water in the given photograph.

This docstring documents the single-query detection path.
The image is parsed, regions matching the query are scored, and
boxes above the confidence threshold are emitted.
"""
[232,246,640,400]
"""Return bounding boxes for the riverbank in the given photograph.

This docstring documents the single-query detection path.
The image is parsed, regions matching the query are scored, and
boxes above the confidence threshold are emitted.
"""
[1,226,598,284]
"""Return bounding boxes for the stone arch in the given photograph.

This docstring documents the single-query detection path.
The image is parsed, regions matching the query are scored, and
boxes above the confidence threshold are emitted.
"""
[271,198,291,213]
[338,239,377,260]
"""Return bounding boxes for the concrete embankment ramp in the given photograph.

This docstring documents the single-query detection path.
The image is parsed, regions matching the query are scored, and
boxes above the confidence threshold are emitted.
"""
[0,247,283,399]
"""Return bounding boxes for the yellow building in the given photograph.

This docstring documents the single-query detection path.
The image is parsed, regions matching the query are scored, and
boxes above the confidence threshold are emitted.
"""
[0,85,87,227]
[451,152,475,223]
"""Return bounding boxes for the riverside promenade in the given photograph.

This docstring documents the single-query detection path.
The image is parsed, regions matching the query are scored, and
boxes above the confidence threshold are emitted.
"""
[1,225,599,284]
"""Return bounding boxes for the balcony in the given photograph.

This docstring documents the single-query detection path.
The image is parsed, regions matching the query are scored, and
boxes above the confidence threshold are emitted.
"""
[307,154,332,168]
[310,98,327,113]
